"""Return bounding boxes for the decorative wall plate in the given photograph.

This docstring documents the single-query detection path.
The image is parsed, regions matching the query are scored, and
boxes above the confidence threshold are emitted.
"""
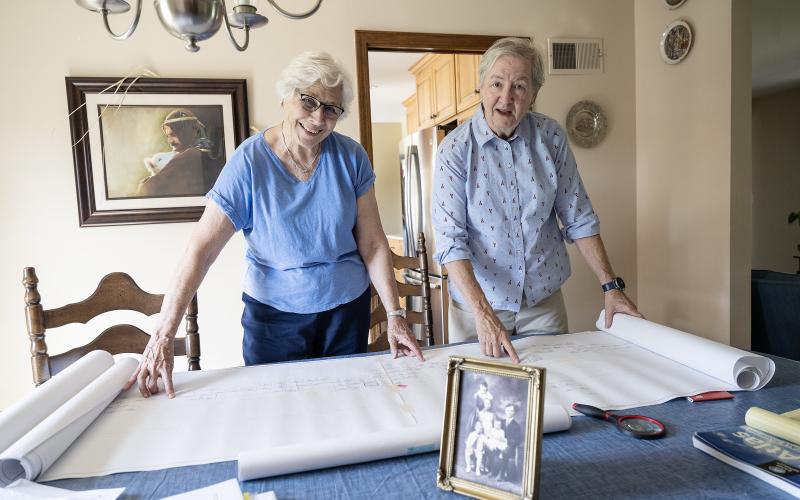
[660,19,693,64]
[663,0,688,9]
[566,100,608,148]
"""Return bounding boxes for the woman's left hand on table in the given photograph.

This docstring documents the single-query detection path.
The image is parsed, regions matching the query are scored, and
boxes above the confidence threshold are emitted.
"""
[387,317,425,361]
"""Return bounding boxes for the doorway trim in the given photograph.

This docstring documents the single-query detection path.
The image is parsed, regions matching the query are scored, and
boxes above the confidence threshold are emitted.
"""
[354,30,510,162]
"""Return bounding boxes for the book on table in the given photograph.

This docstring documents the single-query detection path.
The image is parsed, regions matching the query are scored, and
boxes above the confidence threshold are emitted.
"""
[693,407,800,498]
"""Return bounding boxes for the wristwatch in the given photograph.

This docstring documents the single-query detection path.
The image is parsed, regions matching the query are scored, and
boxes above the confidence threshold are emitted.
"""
[601,277,626,293]
[386,309,407,319]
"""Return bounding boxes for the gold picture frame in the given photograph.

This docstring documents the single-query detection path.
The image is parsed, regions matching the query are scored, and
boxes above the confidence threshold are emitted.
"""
[437,357,545,500]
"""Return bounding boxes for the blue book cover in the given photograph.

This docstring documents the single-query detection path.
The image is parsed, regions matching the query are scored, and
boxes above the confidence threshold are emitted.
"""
[693,425,800,497]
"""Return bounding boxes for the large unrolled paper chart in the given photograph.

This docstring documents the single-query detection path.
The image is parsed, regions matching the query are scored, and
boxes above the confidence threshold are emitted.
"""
[596,311,775,390]
[0,356,137,486]
[9,319,774,482]
[237,404,571,480]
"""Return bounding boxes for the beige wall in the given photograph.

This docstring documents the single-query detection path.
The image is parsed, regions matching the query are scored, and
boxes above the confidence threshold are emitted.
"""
[0,0,638,409]
[371,122,404,237]
[634,0,751,347]
[752,86,800,274]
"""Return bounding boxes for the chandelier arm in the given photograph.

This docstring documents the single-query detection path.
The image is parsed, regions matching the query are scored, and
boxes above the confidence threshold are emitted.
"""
[220,1,250,52]
[100,0,142,40]
[267,0,322,19]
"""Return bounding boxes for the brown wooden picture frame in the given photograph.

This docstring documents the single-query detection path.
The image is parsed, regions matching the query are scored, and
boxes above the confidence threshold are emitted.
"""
[65,77,249,227]
[438,356,546,500]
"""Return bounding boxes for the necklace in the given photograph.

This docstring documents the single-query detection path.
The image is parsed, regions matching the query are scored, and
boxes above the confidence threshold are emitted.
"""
[280,122,320,175]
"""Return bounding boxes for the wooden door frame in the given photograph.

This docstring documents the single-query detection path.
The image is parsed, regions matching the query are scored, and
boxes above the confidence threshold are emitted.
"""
[354,30,511,163]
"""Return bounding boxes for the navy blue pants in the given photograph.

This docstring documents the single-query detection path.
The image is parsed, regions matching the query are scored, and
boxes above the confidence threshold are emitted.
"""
[241,287,371,366]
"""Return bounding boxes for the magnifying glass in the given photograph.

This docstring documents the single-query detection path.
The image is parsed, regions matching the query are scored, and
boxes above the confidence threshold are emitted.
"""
[572,403,666,439]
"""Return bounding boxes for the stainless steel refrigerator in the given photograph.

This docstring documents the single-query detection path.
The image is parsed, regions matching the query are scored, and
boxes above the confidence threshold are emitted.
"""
[399,125,453,345]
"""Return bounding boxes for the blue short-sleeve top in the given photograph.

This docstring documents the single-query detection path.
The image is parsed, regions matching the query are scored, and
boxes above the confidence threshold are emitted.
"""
[207,130,375,313]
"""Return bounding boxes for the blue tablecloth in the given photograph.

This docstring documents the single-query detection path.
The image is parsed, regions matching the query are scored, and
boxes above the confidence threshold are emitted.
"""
[46,355,800,499]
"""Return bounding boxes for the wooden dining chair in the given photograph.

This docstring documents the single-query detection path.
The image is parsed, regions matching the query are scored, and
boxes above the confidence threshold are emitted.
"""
[368,232,434,352]
[22,267,201,386]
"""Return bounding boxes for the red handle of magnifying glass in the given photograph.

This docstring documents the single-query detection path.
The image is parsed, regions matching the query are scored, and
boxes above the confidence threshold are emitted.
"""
[572,403,612,421]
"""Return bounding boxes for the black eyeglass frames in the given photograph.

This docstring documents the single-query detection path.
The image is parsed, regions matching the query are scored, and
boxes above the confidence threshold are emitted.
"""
[298,93,345,119]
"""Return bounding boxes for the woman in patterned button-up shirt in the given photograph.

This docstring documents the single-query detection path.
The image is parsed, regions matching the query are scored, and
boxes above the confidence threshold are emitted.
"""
[433,38,641,362]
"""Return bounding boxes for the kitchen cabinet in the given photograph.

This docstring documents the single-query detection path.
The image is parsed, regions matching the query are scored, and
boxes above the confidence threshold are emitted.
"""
[415,66,434,129]
[402,94,418,134]
[409,54,456,128]
[412,56,434,128]
[455,54,481,112]
[432,55,456,122]
[404,53,480,132]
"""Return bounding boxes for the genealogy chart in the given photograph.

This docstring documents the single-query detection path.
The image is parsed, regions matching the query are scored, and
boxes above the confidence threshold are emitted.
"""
[5,314,771,482]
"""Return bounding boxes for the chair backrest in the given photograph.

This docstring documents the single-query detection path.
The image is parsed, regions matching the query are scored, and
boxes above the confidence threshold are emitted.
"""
[368,233,434,352]
[22,267,200,386]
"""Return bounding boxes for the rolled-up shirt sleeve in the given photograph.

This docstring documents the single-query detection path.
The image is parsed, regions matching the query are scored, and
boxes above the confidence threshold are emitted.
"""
[207,145,253,232]
[353,145,376,198]
[552,124,600,242]
[432,140,471,266]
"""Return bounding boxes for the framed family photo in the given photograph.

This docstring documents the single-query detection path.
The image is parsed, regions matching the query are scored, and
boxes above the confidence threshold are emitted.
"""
[65,77,249,226]
[438,357,545,500]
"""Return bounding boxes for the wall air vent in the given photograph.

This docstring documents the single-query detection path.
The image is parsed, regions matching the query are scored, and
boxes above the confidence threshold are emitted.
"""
[547,38,604,75]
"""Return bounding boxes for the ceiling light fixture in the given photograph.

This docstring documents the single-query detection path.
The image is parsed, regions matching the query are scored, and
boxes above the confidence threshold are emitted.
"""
[74,0,323,52]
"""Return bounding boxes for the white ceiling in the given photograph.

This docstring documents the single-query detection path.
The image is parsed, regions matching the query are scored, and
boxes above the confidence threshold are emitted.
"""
[752,0,800,97]
[368,52,424,123]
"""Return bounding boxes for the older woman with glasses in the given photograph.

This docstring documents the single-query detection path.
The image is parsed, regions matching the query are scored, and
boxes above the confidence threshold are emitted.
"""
[127,51,423,399]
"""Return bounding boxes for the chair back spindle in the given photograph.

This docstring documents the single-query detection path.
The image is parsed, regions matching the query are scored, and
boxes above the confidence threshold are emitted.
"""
[368,233,435,352]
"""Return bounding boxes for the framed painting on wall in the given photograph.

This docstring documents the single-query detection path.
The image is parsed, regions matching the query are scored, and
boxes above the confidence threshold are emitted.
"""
[65,77,249,226]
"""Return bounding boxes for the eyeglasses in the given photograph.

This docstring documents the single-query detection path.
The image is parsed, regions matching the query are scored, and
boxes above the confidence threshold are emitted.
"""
[298,93,345,119]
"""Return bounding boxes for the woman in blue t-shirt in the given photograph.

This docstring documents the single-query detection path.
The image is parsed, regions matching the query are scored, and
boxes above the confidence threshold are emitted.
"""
[126,51,424,399]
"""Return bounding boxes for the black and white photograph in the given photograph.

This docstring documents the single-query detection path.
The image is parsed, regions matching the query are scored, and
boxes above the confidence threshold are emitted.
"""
[452,370,528,496]
[438,357,545,499]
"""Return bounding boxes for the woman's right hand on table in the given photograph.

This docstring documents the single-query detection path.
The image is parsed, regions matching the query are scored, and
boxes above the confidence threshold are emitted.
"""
[124,333,177,399]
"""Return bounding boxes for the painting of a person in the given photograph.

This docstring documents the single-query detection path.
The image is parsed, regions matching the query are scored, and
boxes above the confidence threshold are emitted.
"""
[137,108,225,197]
[125,51,424,399]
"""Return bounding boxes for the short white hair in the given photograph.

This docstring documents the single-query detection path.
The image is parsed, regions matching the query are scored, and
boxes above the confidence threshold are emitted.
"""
[478,37,545,92]
[275,51,354,118]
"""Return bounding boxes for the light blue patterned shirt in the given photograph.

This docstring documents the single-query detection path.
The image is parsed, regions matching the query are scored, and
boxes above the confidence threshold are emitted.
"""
[432,107,600,312]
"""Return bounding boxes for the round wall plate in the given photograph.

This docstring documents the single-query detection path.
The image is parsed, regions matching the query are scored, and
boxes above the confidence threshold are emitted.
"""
[566,100,608,149]
[663,0,688,9]
[660,19,693,64]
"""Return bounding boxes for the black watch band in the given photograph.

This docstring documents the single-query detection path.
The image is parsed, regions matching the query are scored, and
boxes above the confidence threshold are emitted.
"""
[602,277,626,293]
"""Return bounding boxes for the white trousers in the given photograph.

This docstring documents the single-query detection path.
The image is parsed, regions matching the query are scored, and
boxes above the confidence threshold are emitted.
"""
[448,289,569,343]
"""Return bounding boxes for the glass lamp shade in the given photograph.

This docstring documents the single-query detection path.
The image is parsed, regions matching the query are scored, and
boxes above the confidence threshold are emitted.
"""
[74,0,132,14]
[154,0,223,51]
